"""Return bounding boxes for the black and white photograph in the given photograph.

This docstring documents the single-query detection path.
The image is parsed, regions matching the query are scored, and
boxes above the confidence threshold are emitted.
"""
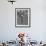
[15,8,31,27]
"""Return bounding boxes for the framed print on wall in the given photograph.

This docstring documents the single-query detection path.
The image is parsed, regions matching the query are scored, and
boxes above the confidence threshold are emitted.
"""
[15,8,31,27]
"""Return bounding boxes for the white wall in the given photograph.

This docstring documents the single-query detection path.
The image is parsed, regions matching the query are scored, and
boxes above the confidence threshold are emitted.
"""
[0,0,46,42]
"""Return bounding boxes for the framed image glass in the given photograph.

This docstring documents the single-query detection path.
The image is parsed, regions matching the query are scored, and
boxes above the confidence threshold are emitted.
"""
[15,8,31,27]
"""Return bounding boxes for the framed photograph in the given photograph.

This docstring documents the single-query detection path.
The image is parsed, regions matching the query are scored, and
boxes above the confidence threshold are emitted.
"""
[15,8,31,27]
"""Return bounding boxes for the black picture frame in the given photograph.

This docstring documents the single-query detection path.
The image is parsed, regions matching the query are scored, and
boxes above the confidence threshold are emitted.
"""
[15,8,31,28]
